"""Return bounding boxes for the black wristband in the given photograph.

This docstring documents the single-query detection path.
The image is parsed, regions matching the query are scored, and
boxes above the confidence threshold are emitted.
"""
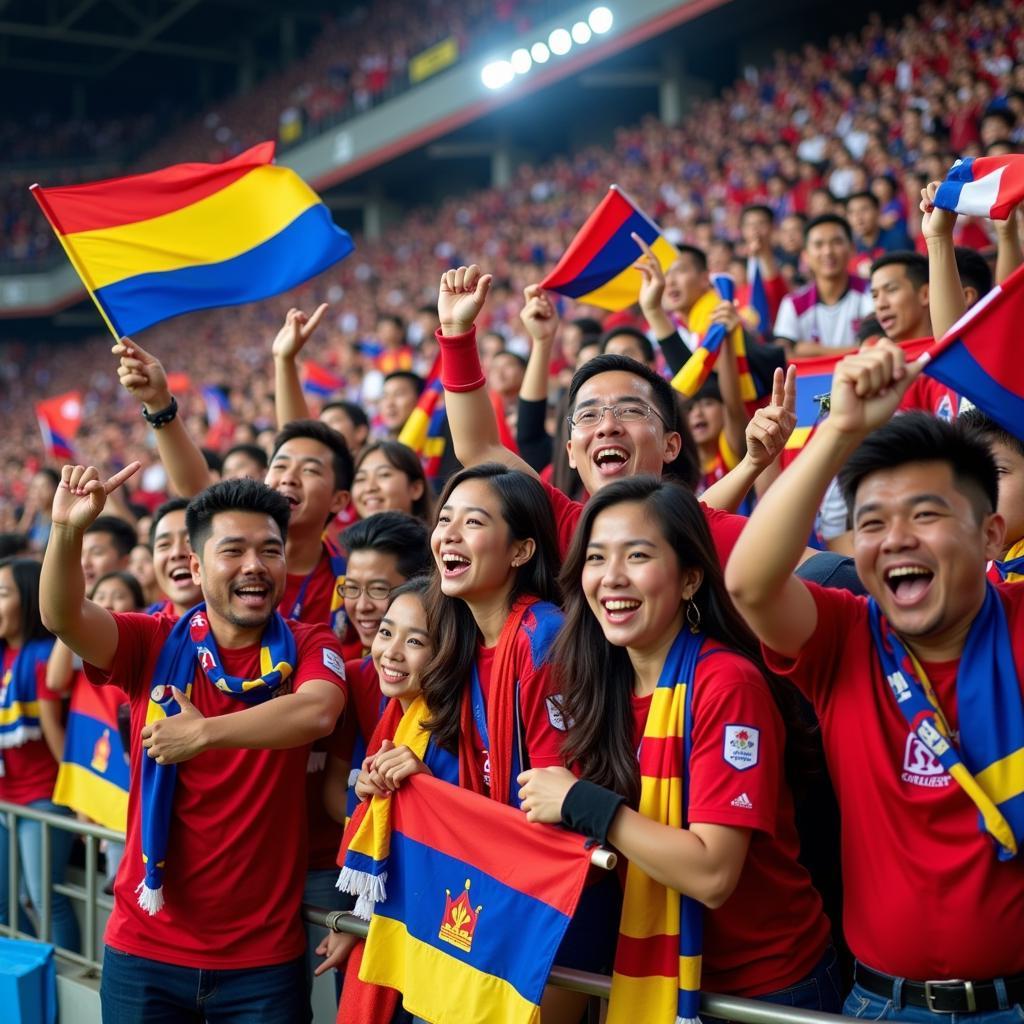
[560,779,626,846]
[141,396,178,429]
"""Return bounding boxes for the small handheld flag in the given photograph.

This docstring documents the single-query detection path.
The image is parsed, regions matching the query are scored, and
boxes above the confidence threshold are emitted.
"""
[200,385,230,426]
[31,142,354,339]
[541,185,679,311]
[747,257,771,335]
[36,391,82,461]
[934,155,1024,221]
[300,360,346,400]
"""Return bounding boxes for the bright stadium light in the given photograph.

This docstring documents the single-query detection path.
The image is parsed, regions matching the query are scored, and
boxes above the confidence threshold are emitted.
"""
[510,47,533,74]
[548,27,572,55]
[589,6,614,33]
[481,59,515,89]
[571,21,593,44]
[531,41,551,63]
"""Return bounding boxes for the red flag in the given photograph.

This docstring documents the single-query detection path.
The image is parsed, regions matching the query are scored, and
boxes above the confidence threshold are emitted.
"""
[36,391,82,461]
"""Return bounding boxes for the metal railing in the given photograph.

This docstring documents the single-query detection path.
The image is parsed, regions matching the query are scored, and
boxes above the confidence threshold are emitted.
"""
[1,802,847,1024]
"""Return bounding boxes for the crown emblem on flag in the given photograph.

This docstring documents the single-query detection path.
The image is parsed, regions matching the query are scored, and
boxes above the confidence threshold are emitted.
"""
[90,728,111,773]
[439,878,483,953]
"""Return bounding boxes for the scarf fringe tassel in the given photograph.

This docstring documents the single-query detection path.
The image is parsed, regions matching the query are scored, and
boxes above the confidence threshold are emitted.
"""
[135,880,165,916]
[336,866,387,920]
[677,1017,701,1024]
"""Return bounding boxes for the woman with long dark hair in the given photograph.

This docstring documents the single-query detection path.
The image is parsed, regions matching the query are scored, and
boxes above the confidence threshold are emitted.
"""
[518,477,837,1023]
[351,441,433,523]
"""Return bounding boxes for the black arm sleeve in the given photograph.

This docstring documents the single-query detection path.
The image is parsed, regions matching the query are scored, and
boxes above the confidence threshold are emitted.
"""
[516,396,553,472]
[657,329,691,376]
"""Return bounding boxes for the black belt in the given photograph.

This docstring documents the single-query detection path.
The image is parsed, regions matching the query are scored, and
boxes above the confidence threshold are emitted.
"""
[855,963,1024,1014]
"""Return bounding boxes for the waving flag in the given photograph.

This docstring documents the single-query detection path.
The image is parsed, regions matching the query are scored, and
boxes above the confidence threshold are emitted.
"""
[31,141,354,338]
[747,257,771,335]
[541,186,679,311]
[925,262,1024,435]
[36,391,82,461]
[200,385,230,426]
[398,358,443,448]
[934,155,1024,220]
[301,360,345,400]
[358,774,593,1024]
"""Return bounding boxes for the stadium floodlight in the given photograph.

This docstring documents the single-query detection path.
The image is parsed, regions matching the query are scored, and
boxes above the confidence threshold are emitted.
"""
[481,59,515,89]
[531,41,551,64]
[548,27,572,55]
[588,6,614,33]
[571,21,593,44]
[510,48,533,74]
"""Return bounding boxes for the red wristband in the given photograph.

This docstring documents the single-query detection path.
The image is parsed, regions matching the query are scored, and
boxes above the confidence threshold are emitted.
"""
[436,326,485,393]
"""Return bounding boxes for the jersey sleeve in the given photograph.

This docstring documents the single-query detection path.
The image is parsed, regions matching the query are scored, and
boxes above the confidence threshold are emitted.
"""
[82,612,164,699]
[292,623,349,703]
[701,505,747,567]
[773,294,800,343]
[35,659,60,702]
[517,660,565,768]
[540,477,584,561]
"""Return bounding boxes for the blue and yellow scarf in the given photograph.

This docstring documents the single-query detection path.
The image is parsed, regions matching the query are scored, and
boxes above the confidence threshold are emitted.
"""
[285,538,348,636]
[994,538,1024,583]
[0,638,56,778]
[869,584,1024,860]
[608,628,705,1024]
[137,603,295,914]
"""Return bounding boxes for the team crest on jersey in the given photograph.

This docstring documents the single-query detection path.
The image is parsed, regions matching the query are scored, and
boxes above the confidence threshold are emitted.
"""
[189,611,209,642]
[545,695,567,731]
[901,733,951,788]
[935,394,954,422]
[197,646,216,671]
[150,685,168,703]
[723,724,759,770]
[322,648,345,679]
[439,879,483,953]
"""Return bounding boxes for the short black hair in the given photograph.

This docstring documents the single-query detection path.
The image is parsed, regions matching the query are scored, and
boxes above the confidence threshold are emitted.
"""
[186,478,290,558]
[341,511,432,580]
[569,317,603,345]
[272,419,354,492]
[377,312,406,332]
[382,370,425,396]
[0,557,50,643]
[870,250,929,290]
[954,246,994,298]
[322,399,369,430]
[0,533,29,559]
[492,349,528,371]
[84,515,137,557]
[149,497,191,548]
[568,353,678,433]
[740,204,775,224]
[35,467,60,486]
[959,407,1024,459]
[838,413,998,523]
[845,190,881,210]
[598,326,655,364]
[982,107,1015,130]
[805,213,853,243]
[856,316,883,344]
[200,447,223,475]
[223,443,269,472]
[672,244,708,274]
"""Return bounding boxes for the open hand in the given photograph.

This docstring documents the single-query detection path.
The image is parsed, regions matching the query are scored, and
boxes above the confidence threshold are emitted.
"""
[746,366,797,467]
[315,929,358,976]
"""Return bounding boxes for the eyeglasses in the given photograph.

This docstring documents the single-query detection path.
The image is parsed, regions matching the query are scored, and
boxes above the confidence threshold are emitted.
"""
[568,402,667,431]
[341,581,393,601]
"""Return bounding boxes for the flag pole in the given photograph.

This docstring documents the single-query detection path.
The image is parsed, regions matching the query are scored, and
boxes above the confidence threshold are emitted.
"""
[29,184,122,343]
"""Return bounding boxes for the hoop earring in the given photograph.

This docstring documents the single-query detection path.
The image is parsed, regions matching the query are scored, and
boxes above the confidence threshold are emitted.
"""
[686,599,702,634]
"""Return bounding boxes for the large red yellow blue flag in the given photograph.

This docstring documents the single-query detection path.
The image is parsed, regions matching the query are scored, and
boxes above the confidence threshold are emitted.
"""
[30,142,353,338]
[541,185,679,311]
[925,260,1024,436]
[36,391,82,461]
[358,773,593,1024]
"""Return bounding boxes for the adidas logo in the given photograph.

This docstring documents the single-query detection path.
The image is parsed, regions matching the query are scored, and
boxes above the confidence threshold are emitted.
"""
[730,792,753,809]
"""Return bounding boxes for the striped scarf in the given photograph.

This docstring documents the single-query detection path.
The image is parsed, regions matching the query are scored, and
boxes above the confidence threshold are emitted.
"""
[608,628,705,1024]
[137,604,295,914]
[0,638,56,778]
[869,585,1024,860]
[285,538,348,636]
[994,538,1024,583]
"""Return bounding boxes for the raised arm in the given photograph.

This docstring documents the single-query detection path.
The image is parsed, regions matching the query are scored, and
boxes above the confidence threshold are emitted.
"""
[995,206,1023,286]
[272,304,327,427]
[516,285,559,471]
[920,181,965,339]
[725,342,922,656]
[114,339,212,498]
[437,265,538,478]
[40,463,141,672]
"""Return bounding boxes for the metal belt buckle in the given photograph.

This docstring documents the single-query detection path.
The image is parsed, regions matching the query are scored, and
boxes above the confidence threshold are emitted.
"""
[924,980,975,1014]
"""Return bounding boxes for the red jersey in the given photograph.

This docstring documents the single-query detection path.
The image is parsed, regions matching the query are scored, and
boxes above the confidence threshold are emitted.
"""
[540,479,746,565]
[279,545,341,628]
[84,612,347,969]
[0,648,59,805]
[900,375,960,421]
[631,644,830,996]
[762,582,1024,979]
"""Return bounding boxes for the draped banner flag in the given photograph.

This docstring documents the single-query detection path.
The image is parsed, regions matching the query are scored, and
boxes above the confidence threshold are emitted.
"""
[541,185,679,311]
[925,261,1024,436]
[36,391,82,461]
[31,141,354,337]
[301,360,346,400]
[358,774,593,1024]
[398,358,448,479]
[934,155,1024,220]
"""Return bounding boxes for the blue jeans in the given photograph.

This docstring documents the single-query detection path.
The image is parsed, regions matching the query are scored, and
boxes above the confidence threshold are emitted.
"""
[100,946,310,1024]
[0,798,81,952]
[844,979,1024,1024]
[760,946,844,1013]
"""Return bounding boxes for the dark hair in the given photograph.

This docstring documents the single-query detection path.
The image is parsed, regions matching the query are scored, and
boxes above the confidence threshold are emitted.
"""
[35,467,60,486]
[569,317,603,345]
[272,419,354,492]
[0,558,50,644]
[322,399,370,431]
[598,326,655,364]
[84,515,137,558]
[845,190,881,211]
[805,213,853,243]
[377,312,406,333]
[959,407,1024,459]
[838,413,998,523]
[553,477,809,806]
[200,447,223,475]
[223,443,269,473]
[92,570,145,610]
[982,107,1015,130]
[382,370,425,396]
[385,574,433,607]
[341,510,432,580]
[353,441,433,521]
[740,203,775,224]
[0,533,29,559]
[870,250,929,290]
[954,246,994,298]
[185,478,291,557]
[856,316,883,344]
[672,244,708,273]
[149,497,191,548]
[493,349,528,371]
[420,464,560,751]
[568,353,678,434]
